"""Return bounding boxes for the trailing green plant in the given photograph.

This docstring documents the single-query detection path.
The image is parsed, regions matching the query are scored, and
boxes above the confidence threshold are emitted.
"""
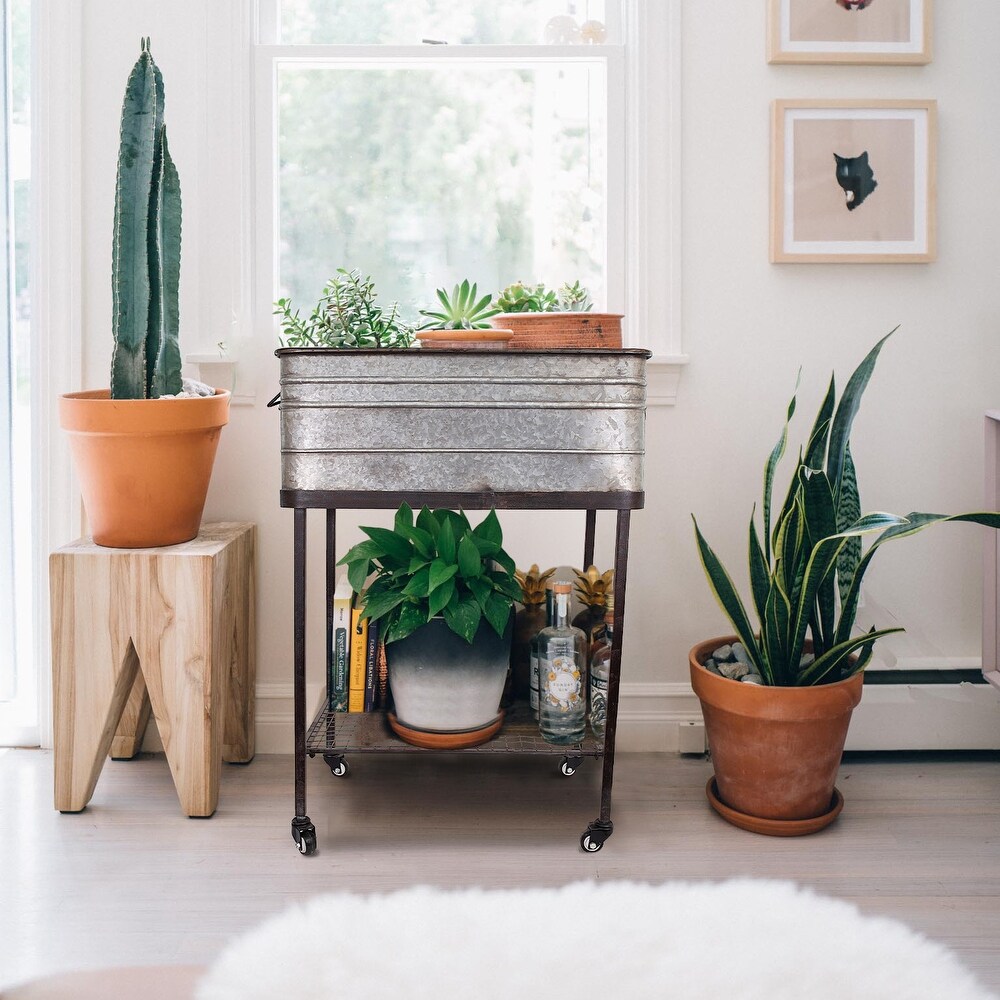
[693,329,1000,687]
[110,38,183,400]
[418,280,501,330]
[494,280,593,313]
[338,505,522,645]
[274,268,416,348]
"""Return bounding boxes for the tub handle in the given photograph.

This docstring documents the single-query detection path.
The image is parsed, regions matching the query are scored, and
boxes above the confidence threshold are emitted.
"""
[267,392,281,408]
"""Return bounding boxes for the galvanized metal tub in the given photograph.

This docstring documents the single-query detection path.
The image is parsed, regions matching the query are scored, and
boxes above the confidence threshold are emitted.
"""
[275,348,649,495]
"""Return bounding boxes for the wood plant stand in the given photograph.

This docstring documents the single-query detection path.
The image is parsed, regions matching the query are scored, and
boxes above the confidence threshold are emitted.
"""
[49,522,256,817]
[283,490,639,856]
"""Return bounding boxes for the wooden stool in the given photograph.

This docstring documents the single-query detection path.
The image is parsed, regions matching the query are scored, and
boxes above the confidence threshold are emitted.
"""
[50,522,255,817]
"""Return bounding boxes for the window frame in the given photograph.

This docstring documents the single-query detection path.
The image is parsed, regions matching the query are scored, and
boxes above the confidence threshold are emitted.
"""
[252,0,685,380]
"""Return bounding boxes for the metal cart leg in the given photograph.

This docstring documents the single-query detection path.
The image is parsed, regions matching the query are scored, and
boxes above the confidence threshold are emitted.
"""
[583,509,596,568]
[291,507,316,856]
[582,508,630,853]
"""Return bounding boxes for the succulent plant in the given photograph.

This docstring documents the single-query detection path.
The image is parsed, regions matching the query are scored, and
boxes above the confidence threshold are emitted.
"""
[572,565,614,608]
[558,280,593,312]
[495,280,593,314]
[418,279,501,330]
[515,564,557,605]
[110,38,183,400]
[275,268,415,348]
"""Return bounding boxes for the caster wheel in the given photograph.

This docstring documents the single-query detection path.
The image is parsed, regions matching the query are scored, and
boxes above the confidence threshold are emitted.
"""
[323,757,351,778]
[560,758,578,777]
[291,819,317,856]
[581,832,603,853]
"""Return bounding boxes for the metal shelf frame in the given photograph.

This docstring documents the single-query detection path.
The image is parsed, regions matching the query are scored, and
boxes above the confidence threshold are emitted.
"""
[284,489,640,855]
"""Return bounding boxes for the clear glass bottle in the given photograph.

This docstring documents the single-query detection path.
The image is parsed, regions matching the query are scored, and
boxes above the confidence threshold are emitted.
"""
[589,593,614,739]
[529,581,555,719]
[538,583,587,744]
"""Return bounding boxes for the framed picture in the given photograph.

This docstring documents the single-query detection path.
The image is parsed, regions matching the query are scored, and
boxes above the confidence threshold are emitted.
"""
[767,0,932,65]
[770,99,936,264]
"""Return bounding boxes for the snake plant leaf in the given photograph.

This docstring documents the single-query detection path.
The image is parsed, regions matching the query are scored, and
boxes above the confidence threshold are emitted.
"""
[110,48,159,399]
[836,444,862,604]
[693,516,766,674]
[763,581,791,685]
[763,370,800,564]
[799,627,904,685]
[748,508,770,624]
[798,468,838,647]
[828,328,897,503]
[804,374,836,470]
[150,127,182,397]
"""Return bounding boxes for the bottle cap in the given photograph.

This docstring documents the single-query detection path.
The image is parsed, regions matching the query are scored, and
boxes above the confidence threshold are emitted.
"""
[553,582,572,595]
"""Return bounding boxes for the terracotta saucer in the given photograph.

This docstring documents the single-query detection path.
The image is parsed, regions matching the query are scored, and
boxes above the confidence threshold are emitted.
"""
[388,711,505,750]
[706,777,844,837]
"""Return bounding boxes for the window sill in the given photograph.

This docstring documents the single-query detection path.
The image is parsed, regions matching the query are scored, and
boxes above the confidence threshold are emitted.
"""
[647,355,689,407]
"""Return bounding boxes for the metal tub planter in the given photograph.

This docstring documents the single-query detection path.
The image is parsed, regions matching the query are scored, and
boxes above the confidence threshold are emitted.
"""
[275,348,650,498]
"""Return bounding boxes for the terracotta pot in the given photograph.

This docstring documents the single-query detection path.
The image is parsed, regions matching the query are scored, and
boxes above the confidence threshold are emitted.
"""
[415,329,513,350]
[689,635,863,824]
[59,389,230,548]
[489,313,623,350]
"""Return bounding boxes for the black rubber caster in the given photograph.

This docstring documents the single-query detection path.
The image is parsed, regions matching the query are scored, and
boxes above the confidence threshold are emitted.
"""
[560,756,582,777]
[291,816,317,856]
[324,754,350,777]
[580,819,613,853]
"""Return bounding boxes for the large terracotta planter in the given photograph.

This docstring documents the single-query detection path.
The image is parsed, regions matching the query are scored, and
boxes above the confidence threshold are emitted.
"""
[689,636,863,832]
[59,389,230,548]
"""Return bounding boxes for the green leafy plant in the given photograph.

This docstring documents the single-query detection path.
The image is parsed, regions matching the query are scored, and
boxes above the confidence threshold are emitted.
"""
[110,38,183,400]
[693,329,1000,687]
[274,268,416,348]
[418,280,501,330]
[338,505,522,645]
[494,280,593,313]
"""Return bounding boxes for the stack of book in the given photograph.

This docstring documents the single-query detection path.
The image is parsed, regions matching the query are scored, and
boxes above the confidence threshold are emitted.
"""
[328,575,383,713]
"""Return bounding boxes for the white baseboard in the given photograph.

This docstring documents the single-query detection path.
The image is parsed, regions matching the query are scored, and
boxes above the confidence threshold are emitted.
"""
[141,676,1000,756]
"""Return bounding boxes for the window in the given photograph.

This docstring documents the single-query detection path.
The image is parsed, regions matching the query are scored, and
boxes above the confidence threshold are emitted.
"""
[257,1,627,333]
[0,0,34,745]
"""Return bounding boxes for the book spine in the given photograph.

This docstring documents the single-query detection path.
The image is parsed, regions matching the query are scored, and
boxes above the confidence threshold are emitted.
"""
[349,608,367,713]
[330,597,351,713]
[364,620,379,712]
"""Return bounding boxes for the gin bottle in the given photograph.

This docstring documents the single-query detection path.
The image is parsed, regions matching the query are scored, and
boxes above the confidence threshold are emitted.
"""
[589,593,614,738]
[538,583,587,744]
[529,580,555,718]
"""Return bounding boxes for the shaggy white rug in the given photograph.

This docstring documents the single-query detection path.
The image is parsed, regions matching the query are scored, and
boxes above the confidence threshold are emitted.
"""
[197,880,994,1000]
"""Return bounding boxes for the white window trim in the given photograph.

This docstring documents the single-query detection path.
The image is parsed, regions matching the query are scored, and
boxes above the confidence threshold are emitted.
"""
[253,0,685,403]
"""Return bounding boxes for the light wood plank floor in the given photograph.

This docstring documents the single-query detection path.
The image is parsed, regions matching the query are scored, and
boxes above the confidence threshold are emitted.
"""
[2,748,999,992]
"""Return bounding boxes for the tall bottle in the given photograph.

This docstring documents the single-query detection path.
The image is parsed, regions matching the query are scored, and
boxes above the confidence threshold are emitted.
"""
[589,592,614,738]
[538,582,588,744]
[529,580,555,719]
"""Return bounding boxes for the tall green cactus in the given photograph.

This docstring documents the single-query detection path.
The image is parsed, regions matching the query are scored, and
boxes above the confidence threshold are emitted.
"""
[110,39,183,399]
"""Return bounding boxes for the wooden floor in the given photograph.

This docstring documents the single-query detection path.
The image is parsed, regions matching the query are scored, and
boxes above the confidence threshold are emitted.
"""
[2,747,1000,992]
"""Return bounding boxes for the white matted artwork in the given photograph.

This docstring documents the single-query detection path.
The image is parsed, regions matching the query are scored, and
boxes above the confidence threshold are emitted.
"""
[770,100,936,264]
[767,0,932,64]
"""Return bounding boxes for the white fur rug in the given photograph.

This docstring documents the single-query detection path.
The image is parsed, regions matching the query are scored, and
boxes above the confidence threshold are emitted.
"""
[197,880,994,1000]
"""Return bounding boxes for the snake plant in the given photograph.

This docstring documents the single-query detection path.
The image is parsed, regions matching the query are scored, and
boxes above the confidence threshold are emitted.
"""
[419,280,501,330]
[693,329,1000,686]
[110,38,183,399]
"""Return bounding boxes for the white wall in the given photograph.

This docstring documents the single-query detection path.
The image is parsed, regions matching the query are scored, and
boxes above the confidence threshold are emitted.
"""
[69,1,1000,751]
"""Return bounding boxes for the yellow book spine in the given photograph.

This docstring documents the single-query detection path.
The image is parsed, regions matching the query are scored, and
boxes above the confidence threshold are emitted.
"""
[348,607,368,712]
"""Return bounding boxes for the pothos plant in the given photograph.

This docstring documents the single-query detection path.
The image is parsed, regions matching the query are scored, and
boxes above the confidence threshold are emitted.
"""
[693,329,1000,687]
[274,268,415,348]
[338,505,522,645]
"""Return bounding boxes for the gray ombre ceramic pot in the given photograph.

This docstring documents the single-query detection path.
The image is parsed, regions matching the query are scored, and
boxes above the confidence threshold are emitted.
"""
[387,615,513,732]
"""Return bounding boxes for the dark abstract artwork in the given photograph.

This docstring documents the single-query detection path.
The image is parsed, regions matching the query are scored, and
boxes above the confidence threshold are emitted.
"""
[834,151,878,211]
[836,0,875,9]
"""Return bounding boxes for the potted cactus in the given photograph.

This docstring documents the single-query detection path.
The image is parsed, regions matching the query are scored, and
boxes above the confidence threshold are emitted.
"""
[59,40,229,548]
[489,280,623,349]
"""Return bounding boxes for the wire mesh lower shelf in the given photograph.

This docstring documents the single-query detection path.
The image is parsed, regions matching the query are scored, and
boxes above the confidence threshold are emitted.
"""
[306,700,604,757]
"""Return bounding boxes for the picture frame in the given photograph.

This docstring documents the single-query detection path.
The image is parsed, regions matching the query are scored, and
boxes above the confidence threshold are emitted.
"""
[767,0,932,65]
[770,99,937,264]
